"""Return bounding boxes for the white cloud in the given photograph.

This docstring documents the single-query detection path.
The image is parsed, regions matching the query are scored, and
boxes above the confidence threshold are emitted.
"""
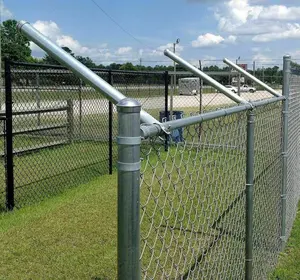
[0,1,12,21]
[31,20,115,63]
[191,33,236,48]
[226,35,237,43]
[259,5,300,21]
[191,33,224,48]
[252,23,300,42]
[214,0,300,41]
[156,43,184,54]
[116,47,132,55]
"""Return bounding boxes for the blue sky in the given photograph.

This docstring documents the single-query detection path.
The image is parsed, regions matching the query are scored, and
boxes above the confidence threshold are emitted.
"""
[2,0,300,67]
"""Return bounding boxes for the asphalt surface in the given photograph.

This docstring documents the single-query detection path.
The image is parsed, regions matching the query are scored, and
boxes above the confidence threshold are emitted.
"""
[0,90,280,116]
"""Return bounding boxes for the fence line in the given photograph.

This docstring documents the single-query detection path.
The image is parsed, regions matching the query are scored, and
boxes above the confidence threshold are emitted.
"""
[1,55,299,278]
[117,55,300,279]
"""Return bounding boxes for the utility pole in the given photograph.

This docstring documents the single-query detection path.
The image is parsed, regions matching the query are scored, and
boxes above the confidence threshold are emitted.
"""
[253,61,256,86]
[170,38,180,120]
[236,56,241,96]
[199,60,203,113]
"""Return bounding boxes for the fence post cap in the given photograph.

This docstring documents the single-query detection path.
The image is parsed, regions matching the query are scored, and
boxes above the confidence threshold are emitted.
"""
[117,98,141,113]
[17,20,29,31]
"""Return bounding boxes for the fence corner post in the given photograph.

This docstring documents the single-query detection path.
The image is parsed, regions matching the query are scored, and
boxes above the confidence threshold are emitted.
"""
[67,99,74,143]
[117,98,141,280]
[4,58,14,211]
[245,109,255,280]
[281,55,291,246]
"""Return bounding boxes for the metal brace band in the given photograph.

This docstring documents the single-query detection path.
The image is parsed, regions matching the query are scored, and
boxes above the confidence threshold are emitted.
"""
[117,136,141,145]
[118,161,141,171]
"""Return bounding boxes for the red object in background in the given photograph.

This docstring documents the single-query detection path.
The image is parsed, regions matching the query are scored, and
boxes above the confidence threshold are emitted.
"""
[238,64,247,70]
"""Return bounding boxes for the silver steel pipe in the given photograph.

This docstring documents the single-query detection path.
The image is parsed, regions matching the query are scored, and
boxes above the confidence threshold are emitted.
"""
[17,20,159,125]
[140,95,284,139]
[223,58,281,97]
[164,49,249,104]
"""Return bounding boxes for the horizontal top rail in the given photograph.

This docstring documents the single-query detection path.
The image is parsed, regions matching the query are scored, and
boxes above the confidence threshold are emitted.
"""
[141,96,285,139]
[17,20,159,125]
[164,49,250,105]
[223,58,281,97]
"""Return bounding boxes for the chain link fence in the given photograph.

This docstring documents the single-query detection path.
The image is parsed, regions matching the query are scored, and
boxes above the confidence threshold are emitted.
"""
[1,56,300,278]
[168,71,279,117]
[140,111,247,279]
[117,56,300,279]
[0,61,167,210]
[286,67,300,239]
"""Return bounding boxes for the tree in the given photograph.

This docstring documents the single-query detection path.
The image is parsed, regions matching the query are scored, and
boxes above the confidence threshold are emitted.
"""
[108,63,122,70]
[119,62,137,71]
[1,19,31,61]
[76,56,96,68]
[43,46,74,65]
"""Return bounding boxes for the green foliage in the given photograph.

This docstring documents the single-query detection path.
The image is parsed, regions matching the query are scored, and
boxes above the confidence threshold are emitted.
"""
[119,62,137,71]
[1,19,31,61]
[76,56,96,68]
[43,46,74,65]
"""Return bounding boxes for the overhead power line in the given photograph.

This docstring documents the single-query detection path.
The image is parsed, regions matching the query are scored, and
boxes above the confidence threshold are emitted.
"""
[90,0,144,46]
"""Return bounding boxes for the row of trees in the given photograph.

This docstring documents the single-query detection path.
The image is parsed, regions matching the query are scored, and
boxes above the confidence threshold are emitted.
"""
[0,19,286,85]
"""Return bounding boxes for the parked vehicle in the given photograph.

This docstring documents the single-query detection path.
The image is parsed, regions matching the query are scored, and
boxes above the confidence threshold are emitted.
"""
[240,84,256,93]
[225,85,238,93]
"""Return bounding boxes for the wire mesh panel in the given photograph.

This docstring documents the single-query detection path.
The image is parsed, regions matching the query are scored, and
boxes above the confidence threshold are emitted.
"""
[286,68,300,238]
[0,62,168,210]
[169,71,278,118]
[252,103,283,278]
[5,62,112,208]
[140,111,247,279]
[112,70,166,122]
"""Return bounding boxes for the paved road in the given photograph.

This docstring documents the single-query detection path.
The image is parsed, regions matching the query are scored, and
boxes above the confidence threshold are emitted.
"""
[0,90,279,117]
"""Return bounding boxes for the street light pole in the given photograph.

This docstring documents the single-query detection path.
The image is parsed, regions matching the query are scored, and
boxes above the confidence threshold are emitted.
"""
[170,38,180,120]
[236,56,241,96]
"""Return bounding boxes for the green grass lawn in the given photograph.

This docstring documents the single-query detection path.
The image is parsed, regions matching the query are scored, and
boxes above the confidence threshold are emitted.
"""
[270,204,300,280]
[0,138,114,210]
[0,174,118,280]
[0,101,288,279]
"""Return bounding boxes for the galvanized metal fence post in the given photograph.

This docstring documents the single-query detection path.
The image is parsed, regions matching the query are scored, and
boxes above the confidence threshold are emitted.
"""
[4,59,14,211]
[108,70,113,174]
[281,55,291,245]
[117,98,141,280]
[245,109,255,280]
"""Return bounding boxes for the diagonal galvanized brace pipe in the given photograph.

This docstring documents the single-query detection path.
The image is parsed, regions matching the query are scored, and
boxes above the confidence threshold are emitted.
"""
[223,58,281,97]
[17,20,160,125]
[164,49,250,105]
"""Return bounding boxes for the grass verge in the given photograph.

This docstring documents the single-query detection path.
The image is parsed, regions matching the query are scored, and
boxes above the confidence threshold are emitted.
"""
[0,174,118,280]
[270,204,300,279]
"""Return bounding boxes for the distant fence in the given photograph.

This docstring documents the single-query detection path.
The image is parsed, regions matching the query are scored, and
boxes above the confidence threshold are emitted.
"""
[116,56,300,279]
[0,60,277,210]
[0,61,167,210]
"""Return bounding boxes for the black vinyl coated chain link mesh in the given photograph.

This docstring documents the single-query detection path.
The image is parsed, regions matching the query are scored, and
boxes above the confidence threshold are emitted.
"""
[0,62,166,210]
